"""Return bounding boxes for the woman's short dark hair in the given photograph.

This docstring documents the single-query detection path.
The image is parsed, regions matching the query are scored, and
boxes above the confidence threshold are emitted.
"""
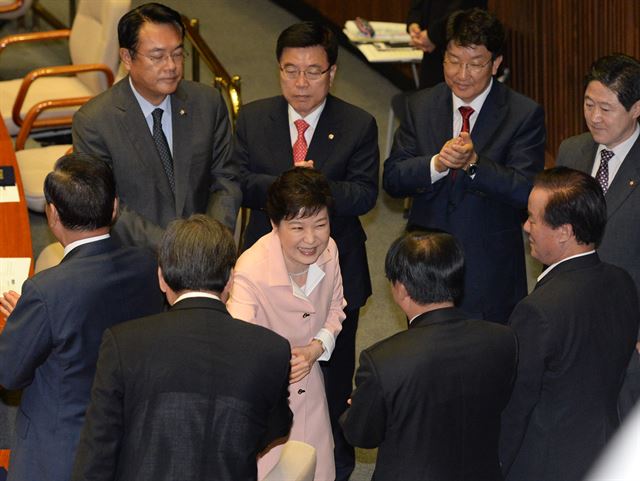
[276,21,338,66]
[159,215,236,293]
[118,2,184,55]
[385,231,465,305]
[266,167,333,225]
[43,153,115,231]
[446,8,505,59]
[534,167,607,246]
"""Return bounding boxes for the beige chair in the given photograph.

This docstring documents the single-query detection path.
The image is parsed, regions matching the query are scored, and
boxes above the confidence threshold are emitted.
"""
[0,0,130,136]
[14,97,89,212]
[262,441,317,481]
[34,242,64,273]
[0,0,32,20]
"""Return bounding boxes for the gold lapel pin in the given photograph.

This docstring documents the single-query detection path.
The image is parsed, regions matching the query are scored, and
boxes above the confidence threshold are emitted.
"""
[179,109,186,116]
[630,180,636,187]
[328,133,334,140]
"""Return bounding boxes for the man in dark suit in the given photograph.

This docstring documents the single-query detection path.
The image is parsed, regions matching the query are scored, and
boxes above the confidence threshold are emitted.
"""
[73,3,240,250]
[556,54,640,419]
[340,230,517,481]
[499,167,640,481]
[384,8,545,324]
[231,21,378,480]
[72,215,293,481]
[407,0,488,88]
[0,154,163,481]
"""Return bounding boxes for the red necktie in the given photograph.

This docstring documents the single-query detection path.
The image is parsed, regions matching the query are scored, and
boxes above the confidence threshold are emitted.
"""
[293,119,309,165]
[459,106,474,133]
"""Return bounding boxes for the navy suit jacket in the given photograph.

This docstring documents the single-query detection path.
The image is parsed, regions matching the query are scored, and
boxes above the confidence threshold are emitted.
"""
[232,94,379,309]
[341,307,517,481]
[73,78,241,250]
[0,238,163,481]
[72,297,293,481]
[500,254,640,481]
[383,81,545,322]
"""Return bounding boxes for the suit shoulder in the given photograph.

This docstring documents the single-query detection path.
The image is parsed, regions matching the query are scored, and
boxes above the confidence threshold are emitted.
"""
[558,132,594,153]
[180,79,223,101]
[327,95,375,123]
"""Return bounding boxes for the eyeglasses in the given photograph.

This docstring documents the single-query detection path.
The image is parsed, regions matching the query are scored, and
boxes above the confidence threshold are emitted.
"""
[280,65,331,81]
[133,49,189,65]
[443,55,492,74]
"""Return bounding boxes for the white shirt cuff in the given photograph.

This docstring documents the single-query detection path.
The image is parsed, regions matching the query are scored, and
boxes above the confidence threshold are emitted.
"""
[313,328,335,361]
[430,154,448,182]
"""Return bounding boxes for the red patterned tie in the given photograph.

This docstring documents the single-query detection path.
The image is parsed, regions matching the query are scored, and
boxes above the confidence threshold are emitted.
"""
[459,106,475,133]
[293,119,309,165]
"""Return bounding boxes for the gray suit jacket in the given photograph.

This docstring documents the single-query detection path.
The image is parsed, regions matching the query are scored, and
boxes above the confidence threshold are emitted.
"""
[72,78,241,250]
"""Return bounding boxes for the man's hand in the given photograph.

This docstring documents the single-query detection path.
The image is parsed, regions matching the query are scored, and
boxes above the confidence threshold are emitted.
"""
[289,340,324,384]
[408,23,435,53]
[0,290,20,318]
[295,160,315,169]
[436,132,477,172]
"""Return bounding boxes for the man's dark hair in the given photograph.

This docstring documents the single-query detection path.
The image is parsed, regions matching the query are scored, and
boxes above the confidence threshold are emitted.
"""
[44,153,115,231]
[266,167,333,225]
[446,8,505,58]
[584,54,640,111]
[159,215,236,293]
[276,21,338,66]
[118,2,184,55]
[534,167,607,246]
[385,231,465,305]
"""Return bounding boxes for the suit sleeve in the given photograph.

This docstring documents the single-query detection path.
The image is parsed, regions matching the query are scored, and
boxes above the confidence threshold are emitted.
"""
[499,300,553,474]
[261,342,293,451]
[0,279,52,390]
[340,349,387,448]
[383,95,439,198]
[232,109,278,210]
[205,90,242,231]
[72,108,166,250]
[468,103,546,209]
[71,329,125,481]
[315,246,347,361]
[327,115,379,217]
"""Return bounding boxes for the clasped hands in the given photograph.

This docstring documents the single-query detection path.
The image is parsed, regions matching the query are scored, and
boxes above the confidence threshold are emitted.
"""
[0,290,20,318]
[434,131,477,173]
[289,339,324,384]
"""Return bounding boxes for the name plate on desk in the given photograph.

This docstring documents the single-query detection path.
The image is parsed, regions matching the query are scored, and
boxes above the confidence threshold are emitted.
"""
[0,166,15,186]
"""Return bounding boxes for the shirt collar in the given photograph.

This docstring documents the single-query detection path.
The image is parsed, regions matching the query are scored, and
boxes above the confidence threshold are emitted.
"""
[63,233,111,257]
[129,76,172,119]
[598,122,640,160]
[174,291,221,304]
[288,98,326,130]
[452,77,493,114]
[537,250,596,282]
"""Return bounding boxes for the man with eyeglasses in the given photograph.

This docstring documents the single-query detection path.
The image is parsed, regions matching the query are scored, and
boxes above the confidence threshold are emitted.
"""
[73,3,240,251]
[384,8,545,324]
[230,21,379,481]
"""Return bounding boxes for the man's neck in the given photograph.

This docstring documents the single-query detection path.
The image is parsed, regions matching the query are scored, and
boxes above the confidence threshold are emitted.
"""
[406,301,454,322]
[59,227,110,247]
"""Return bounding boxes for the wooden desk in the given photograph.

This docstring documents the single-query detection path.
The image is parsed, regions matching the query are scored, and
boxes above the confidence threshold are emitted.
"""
[0,117,33,333]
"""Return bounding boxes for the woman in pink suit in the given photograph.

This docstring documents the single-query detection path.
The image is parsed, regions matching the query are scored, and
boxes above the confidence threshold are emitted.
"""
[228,168,346,481]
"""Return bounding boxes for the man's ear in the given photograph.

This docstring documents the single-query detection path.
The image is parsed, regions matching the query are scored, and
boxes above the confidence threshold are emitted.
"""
[120,48,132,71]
[111,197,120,223]
[157,267,168,293]
[46,203,60,228]
[557,223,573,243]
[220,268,234,303]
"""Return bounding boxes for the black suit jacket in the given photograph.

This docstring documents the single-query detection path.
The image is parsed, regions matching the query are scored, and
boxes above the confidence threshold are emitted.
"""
[72,297,293,481]
[340,307,517,481]
[500,253,640,481]
[0,238,163,481]
[384,81,545,322]
[232,94,379,309]
[73,78,241,250]
[406,0,488,88]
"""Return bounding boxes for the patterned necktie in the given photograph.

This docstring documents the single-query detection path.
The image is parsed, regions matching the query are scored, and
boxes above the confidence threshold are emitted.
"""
[152,108,175,193]
[596,149,614,193]
[459,106,475,133]
[293,119,310,165]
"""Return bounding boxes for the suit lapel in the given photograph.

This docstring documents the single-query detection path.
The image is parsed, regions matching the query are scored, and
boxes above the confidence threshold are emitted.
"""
[116,79,175,209]
[606,136,640,218]
[171,84,190,216]
[471,81,508,153]
[266,97,297,170]
[307,95,339,171]
[574,136,598,174]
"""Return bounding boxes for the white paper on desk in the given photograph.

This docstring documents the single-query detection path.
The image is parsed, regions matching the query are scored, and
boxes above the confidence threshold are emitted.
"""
[356,44,422,63]
[0,258,31,294]
[0,185,20,203]
[344,21,411,43]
